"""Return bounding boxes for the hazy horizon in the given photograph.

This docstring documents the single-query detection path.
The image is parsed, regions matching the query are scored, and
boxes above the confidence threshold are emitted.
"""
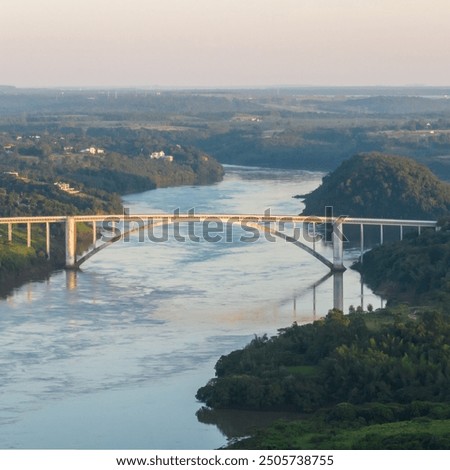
[2,84,450,92]
[2,0,450,89]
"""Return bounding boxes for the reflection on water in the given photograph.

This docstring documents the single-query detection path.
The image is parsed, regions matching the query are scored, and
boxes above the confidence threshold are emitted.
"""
[66,270,77,290]
[0,166,383,449]
[196,406,304,443]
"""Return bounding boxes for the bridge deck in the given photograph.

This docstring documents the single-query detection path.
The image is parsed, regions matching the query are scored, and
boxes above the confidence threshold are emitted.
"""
[0,214,438,227]
[0,213,438,275]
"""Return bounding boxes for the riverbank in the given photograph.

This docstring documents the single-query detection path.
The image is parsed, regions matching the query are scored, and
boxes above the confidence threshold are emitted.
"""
[351,217,450,308]
[0,225,98,297]
[197,306,450,450]
[0,165,385,449]
[0,152,224,296]
[195,216,450,449]
[0,247,62,298]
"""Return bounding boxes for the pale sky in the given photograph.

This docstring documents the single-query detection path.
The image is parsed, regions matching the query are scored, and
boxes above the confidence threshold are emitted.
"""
[1,0,449,88]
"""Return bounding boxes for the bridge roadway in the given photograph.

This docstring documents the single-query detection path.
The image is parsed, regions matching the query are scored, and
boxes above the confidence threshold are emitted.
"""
[0,214,439,226]
[0,214,438,272]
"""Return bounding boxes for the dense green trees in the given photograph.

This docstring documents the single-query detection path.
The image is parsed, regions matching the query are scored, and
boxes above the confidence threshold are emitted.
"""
[0,121,223,294]
[0,174,122,217]
[197,202,450,449]
[0,131,224,197]
[196,184,450,448]
[196,309,450,413]
[3,87,450,180]
[227,403,450,449]
[354,220,450,306]
[197,308,450,449]
[302,153,450,219]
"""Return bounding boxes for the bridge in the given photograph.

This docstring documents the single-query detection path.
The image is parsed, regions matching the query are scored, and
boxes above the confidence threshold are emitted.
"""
[0,213,438,273]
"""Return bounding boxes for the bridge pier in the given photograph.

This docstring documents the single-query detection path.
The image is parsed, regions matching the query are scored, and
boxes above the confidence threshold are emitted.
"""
[65,216,77,269]
[332,220,346,272]
[46,222,51,259]
[0,214,438,273]
[333,272,344,311]
[27,222,31,248]
[360,224,364,264]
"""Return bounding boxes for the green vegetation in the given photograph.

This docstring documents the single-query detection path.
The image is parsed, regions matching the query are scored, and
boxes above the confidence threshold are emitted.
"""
[0,92,225,293]
[0,212,96,296]
[228,405,450,449]
[197,309,450,411]
[353,219,450,306]
[0,173,123,217]
[0,241,55,296]
[0,168,121,295]
[197,308,450,449]
[2,87,450,447]
[302,153,450,219]
[0,132,223,197]
[2,87,450,180]
[195,151,450,449]
[0,243,43,276]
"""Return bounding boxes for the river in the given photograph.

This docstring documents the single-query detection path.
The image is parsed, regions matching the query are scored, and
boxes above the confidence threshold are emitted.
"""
[0,165,382,449]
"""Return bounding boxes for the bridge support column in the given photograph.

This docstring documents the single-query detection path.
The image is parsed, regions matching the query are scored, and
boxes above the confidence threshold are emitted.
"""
[46,222,50,259]
[8,223,12,242]
[360,224,364,264]
[65,217,77,269]
[332,220,345,272]
[333,272,344,311]
[27,222,31,248]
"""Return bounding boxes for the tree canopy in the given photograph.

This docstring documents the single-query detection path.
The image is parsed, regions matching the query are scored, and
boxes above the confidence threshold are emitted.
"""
[302,153,450,219]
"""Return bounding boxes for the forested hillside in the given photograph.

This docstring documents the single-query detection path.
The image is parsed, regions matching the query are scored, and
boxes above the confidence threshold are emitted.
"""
[0,128,224,197]
[301,153,450,219]
[3,87,450,179]
[353,217,450,306]
[0,115,224,295]
[197,309,450,412]
[196,308,450,449]
[196,151,450,450]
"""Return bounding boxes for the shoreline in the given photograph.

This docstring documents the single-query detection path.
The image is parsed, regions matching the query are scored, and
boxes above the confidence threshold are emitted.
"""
[0,172,228,297]
[0,258,64,299]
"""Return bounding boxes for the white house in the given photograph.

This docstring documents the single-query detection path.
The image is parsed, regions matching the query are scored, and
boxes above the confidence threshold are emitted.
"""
[150,151,173,161]
[54,181,80,194]
[80,146,105,155]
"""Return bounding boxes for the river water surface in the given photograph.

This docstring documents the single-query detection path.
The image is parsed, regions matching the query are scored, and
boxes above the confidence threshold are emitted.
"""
[0,166,382,449]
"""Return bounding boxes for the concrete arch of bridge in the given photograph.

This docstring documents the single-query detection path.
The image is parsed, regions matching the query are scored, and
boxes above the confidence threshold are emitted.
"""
[75,219,337,271]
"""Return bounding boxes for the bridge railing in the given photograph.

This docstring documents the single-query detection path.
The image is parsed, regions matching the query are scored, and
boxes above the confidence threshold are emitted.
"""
[0,214,438,271]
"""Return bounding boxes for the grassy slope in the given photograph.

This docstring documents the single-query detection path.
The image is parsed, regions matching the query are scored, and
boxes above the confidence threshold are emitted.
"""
[229,416,450,450]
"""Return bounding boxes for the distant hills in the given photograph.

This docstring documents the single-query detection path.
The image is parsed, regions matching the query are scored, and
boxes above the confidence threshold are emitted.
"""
[2,87,450,180]
[301,153,450,219]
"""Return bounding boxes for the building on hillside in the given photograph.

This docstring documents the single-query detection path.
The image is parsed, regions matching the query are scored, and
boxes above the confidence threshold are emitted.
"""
[54,181,80,194]
[150,151,173,161]
[80,146,105,155]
